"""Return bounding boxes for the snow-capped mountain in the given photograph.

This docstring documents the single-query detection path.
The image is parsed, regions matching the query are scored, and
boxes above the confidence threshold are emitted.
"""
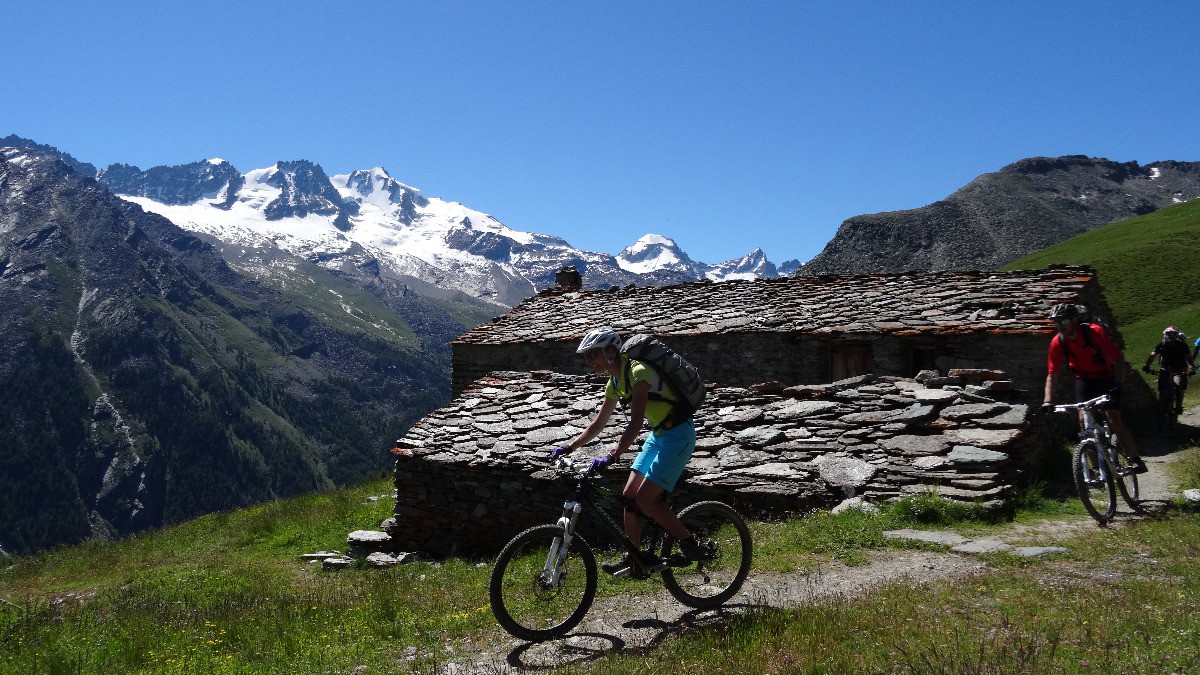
[616,235,776,281]
[99,159,781,307]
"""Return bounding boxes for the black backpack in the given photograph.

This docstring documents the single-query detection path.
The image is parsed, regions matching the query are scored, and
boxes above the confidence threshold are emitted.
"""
[1060,322,1108,368]
[619,334,705,430]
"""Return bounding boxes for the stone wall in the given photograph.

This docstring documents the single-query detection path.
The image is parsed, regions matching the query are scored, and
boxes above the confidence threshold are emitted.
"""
[451,332,1155,421]
[389,369,1051,557]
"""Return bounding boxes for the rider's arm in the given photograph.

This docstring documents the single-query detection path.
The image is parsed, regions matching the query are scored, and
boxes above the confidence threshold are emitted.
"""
[1043,371,1058,405]
[565,397,618,452]
[611,379,650,460]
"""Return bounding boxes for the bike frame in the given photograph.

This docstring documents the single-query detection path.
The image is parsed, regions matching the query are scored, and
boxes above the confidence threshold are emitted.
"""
[1054,394,1124,483]
[545,459,672,581]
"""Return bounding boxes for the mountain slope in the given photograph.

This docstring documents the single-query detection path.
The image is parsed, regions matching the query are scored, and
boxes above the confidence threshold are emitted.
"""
[1004,198,1200,366]
[0,148,458,554]
[803,156,1200,274]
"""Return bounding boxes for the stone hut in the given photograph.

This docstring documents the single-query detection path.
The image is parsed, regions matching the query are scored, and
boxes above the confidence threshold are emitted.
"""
[451,265,1143,407]
[376,265,1155,557]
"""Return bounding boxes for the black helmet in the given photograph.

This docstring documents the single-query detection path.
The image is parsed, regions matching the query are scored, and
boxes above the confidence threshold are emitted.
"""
[1049,303,1080,322]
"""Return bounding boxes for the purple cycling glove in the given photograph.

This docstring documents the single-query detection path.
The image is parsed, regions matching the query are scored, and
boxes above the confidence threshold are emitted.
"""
[589,455,612,473]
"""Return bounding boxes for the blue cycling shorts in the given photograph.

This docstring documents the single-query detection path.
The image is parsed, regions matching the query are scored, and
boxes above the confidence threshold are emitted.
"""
[630,418,695,492]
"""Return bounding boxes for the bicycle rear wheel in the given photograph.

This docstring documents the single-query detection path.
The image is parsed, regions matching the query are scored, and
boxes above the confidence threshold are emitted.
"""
[662,501,752,609]
[489,524,597,642]
[1073,439,1116,523]
[1158,381,1177,430]
[1108,439,1142,512]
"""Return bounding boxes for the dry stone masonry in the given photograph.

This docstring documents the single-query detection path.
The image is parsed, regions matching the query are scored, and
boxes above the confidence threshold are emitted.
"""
[448,266,1153,416]
[384,368,1050,557]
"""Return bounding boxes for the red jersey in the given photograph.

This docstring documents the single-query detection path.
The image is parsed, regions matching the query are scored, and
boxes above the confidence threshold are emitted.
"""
[1047,323,1122,379]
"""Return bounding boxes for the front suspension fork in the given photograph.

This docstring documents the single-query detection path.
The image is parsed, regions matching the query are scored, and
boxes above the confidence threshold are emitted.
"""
[544,500,582,584]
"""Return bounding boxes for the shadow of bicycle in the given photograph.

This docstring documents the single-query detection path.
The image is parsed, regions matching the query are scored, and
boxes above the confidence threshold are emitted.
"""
[499,602,760,670]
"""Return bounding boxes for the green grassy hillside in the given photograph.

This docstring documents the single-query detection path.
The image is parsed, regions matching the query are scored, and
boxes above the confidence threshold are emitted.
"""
[1005,199,1200,393]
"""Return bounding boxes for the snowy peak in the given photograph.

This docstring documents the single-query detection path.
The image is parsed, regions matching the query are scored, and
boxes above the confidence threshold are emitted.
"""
[261,160,359,228]
[616,235,778,281]
[617,234,701,275]
[705,247,777,281]
[98,159,244,208]
[337,167,429,223]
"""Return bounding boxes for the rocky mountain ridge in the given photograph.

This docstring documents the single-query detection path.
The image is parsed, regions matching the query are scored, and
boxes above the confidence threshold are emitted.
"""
[801,155,1200,274]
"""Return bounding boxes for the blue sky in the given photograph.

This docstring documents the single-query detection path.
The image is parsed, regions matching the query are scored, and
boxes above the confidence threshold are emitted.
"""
[3,1,1198,265]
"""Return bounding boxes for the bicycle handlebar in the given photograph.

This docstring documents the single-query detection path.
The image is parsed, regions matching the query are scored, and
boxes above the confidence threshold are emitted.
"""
[1146,367,1194,375]
[1049,393,1111,413]
[550,455,604,477]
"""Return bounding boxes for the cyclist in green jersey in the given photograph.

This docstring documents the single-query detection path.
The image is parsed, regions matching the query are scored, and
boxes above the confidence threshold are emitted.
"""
[552,327,703,575]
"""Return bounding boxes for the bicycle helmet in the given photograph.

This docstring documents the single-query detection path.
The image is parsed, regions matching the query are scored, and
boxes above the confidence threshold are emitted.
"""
[1049,303,1080,323]
[1164,325,1181,338]
[577,327,622,354]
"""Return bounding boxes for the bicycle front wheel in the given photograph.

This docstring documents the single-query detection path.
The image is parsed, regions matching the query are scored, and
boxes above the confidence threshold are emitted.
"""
[1073,439,1116,523]
[1108,439,1141,512]
[489,524,597,642]
[663,501,752,609]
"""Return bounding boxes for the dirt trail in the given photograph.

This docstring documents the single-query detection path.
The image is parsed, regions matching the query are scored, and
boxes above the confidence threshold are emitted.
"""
[448,410,1198,674]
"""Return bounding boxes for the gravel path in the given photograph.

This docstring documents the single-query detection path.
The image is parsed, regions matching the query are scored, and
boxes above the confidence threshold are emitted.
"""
[448,410,1198,674]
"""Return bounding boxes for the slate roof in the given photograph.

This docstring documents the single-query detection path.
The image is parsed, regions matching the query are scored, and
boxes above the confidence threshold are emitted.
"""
[394,368,1036,509]
[455,265,1097,345]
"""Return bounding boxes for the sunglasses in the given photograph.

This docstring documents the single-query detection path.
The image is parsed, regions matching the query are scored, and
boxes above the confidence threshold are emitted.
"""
[1054,318,1074,327]
[583,349,603,361]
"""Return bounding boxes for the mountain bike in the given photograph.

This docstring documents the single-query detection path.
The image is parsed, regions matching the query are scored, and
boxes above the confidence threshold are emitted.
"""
[488,456,753,642]
[1146,367,1188,430]
[1049,393,1140,523]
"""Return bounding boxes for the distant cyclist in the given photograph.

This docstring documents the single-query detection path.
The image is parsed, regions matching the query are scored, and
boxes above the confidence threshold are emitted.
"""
[551,327,704,575]
[1143,325,1195,416]
[1043,303,1147,473]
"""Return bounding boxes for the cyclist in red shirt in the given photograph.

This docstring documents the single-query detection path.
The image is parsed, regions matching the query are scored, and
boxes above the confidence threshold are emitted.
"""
[1043,303,1147,473]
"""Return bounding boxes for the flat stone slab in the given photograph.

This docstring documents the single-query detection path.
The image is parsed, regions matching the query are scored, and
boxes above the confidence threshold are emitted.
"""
[951,539,1013,554]
[947,445,1009,464]
[879,435,950,456]
[348,529,393,544]
[941,402,1009,420]
[813,455,877,490]
[885,530,1069,559]
[1011,546,1069,558]
[912,388,960,403]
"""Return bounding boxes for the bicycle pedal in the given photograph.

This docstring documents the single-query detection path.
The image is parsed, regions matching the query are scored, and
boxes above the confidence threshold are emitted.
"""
[632,557,667,578]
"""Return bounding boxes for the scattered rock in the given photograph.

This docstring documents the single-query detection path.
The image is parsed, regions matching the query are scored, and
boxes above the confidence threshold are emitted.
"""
[831,497,879,514]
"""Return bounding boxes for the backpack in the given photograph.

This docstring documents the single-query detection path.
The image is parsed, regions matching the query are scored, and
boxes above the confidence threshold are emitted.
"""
[1059,322,1108,368]
[619,334,706,430]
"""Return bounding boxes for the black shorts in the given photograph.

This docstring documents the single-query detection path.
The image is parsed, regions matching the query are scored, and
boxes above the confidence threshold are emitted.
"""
[1075,376,1119,407]
[1157,369,1189,392]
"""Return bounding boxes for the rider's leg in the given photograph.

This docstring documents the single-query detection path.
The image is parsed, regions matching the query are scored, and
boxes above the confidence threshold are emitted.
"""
[620,471,649,547]
[628,421,696,543]
[1106,408,1145,465]
[632,480,691,541]
[1177,375,1188,413]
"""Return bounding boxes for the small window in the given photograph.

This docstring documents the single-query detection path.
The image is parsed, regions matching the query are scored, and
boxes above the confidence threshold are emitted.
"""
[911,347,939,376]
